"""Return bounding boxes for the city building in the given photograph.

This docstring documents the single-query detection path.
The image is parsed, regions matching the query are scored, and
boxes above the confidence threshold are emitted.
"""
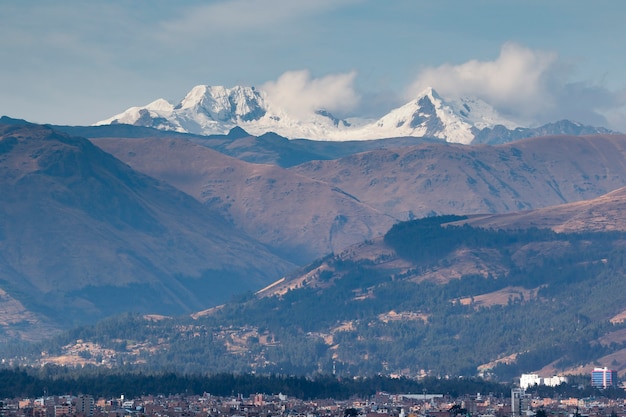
[591,367,618,388]
[544,375,568,387]
[520,374,568,389]
[511,388,530,416]
[520,374,541,389]
[75,395,95,417]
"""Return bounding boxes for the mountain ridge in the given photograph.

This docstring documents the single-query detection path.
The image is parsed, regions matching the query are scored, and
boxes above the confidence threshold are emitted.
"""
[3,119,626,378]
[89,132,626,263]
[94,86,613,144]
[290,134,626,220]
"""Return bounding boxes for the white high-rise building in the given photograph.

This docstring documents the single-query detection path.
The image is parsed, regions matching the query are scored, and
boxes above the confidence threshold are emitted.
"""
[520,373,567,389]
[520,374,541,389]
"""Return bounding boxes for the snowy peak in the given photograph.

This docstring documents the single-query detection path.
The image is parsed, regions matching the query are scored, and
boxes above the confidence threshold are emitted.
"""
[368,87,519,144]
[145,98,174,112]
[176,85,266,122]
[96,83,355,138]
[98,84,271,134]
[176,85,212,110]
[95,85,612,144]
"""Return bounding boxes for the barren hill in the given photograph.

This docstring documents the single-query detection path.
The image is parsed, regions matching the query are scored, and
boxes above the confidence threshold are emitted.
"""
[0,122,294,339]
[92,137,395,263]
[457,186,626,232]
[291,134,626,220]
[263,183,626,297]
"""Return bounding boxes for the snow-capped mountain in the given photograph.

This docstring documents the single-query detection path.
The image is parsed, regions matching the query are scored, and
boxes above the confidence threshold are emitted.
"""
[355,87,521,144]
[97,85,267,133]
[96,85,610,144]
[97,85,356,140]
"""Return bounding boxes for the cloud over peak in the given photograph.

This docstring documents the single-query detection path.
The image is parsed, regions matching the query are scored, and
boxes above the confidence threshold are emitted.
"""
[262,70,360,118]
[408,43,556,122]
[408,43,625,128]
[259,47,626,130]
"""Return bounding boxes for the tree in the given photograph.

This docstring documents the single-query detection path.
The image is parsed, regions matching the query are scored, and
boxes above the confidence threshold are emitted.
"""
[345,408,360,417]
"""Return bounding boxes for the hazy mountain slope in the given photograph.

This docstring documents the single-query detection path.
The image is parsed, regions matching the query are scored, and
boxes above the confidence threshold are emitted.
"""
[54,122,337,167]
[92,132,626,262]
[0,287,57,342]
[92,136,396,263]
[23,208,626,378]
[291,134,626,220]
[473,120,614,145]
[203,131,434,167]
[53,121,434,168]
[0,122,294,338]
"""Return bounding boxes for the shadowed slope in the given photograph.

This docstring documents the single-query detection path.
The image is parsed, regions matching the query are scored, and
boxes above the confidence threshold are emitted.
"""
[0,122,294,338]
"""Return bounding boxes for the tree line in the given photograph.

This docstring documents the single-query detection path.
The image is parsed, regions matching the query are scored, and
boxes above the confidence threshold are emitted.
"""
[0,368,512,400]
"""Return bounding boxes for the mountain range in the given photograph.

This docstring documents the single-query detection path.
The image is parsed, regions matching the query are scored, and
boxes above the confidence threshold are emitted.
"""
[87,130,626,262]
[3,114,626,380]
[95,86,613,144]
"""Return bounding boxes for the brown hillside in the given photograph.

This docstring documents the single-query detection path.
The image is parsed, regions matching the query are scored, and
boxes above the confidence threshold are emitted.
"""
[92,137,395,263]
[458,186,626,232]
[291,134,626,220]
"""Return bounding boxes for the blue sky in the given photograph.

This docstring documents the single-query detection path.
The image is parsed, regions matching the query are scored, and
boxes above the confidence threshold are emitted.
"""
[2,0,626,130]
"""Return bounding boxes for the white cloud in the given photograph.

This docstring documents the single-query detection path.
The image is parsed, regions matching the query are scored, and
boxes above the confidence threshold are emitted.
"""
[262,70,360,118]
[160,0,357,38]
[603,89,626,132]
[408,43,626,128]
[409,43,557,121]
